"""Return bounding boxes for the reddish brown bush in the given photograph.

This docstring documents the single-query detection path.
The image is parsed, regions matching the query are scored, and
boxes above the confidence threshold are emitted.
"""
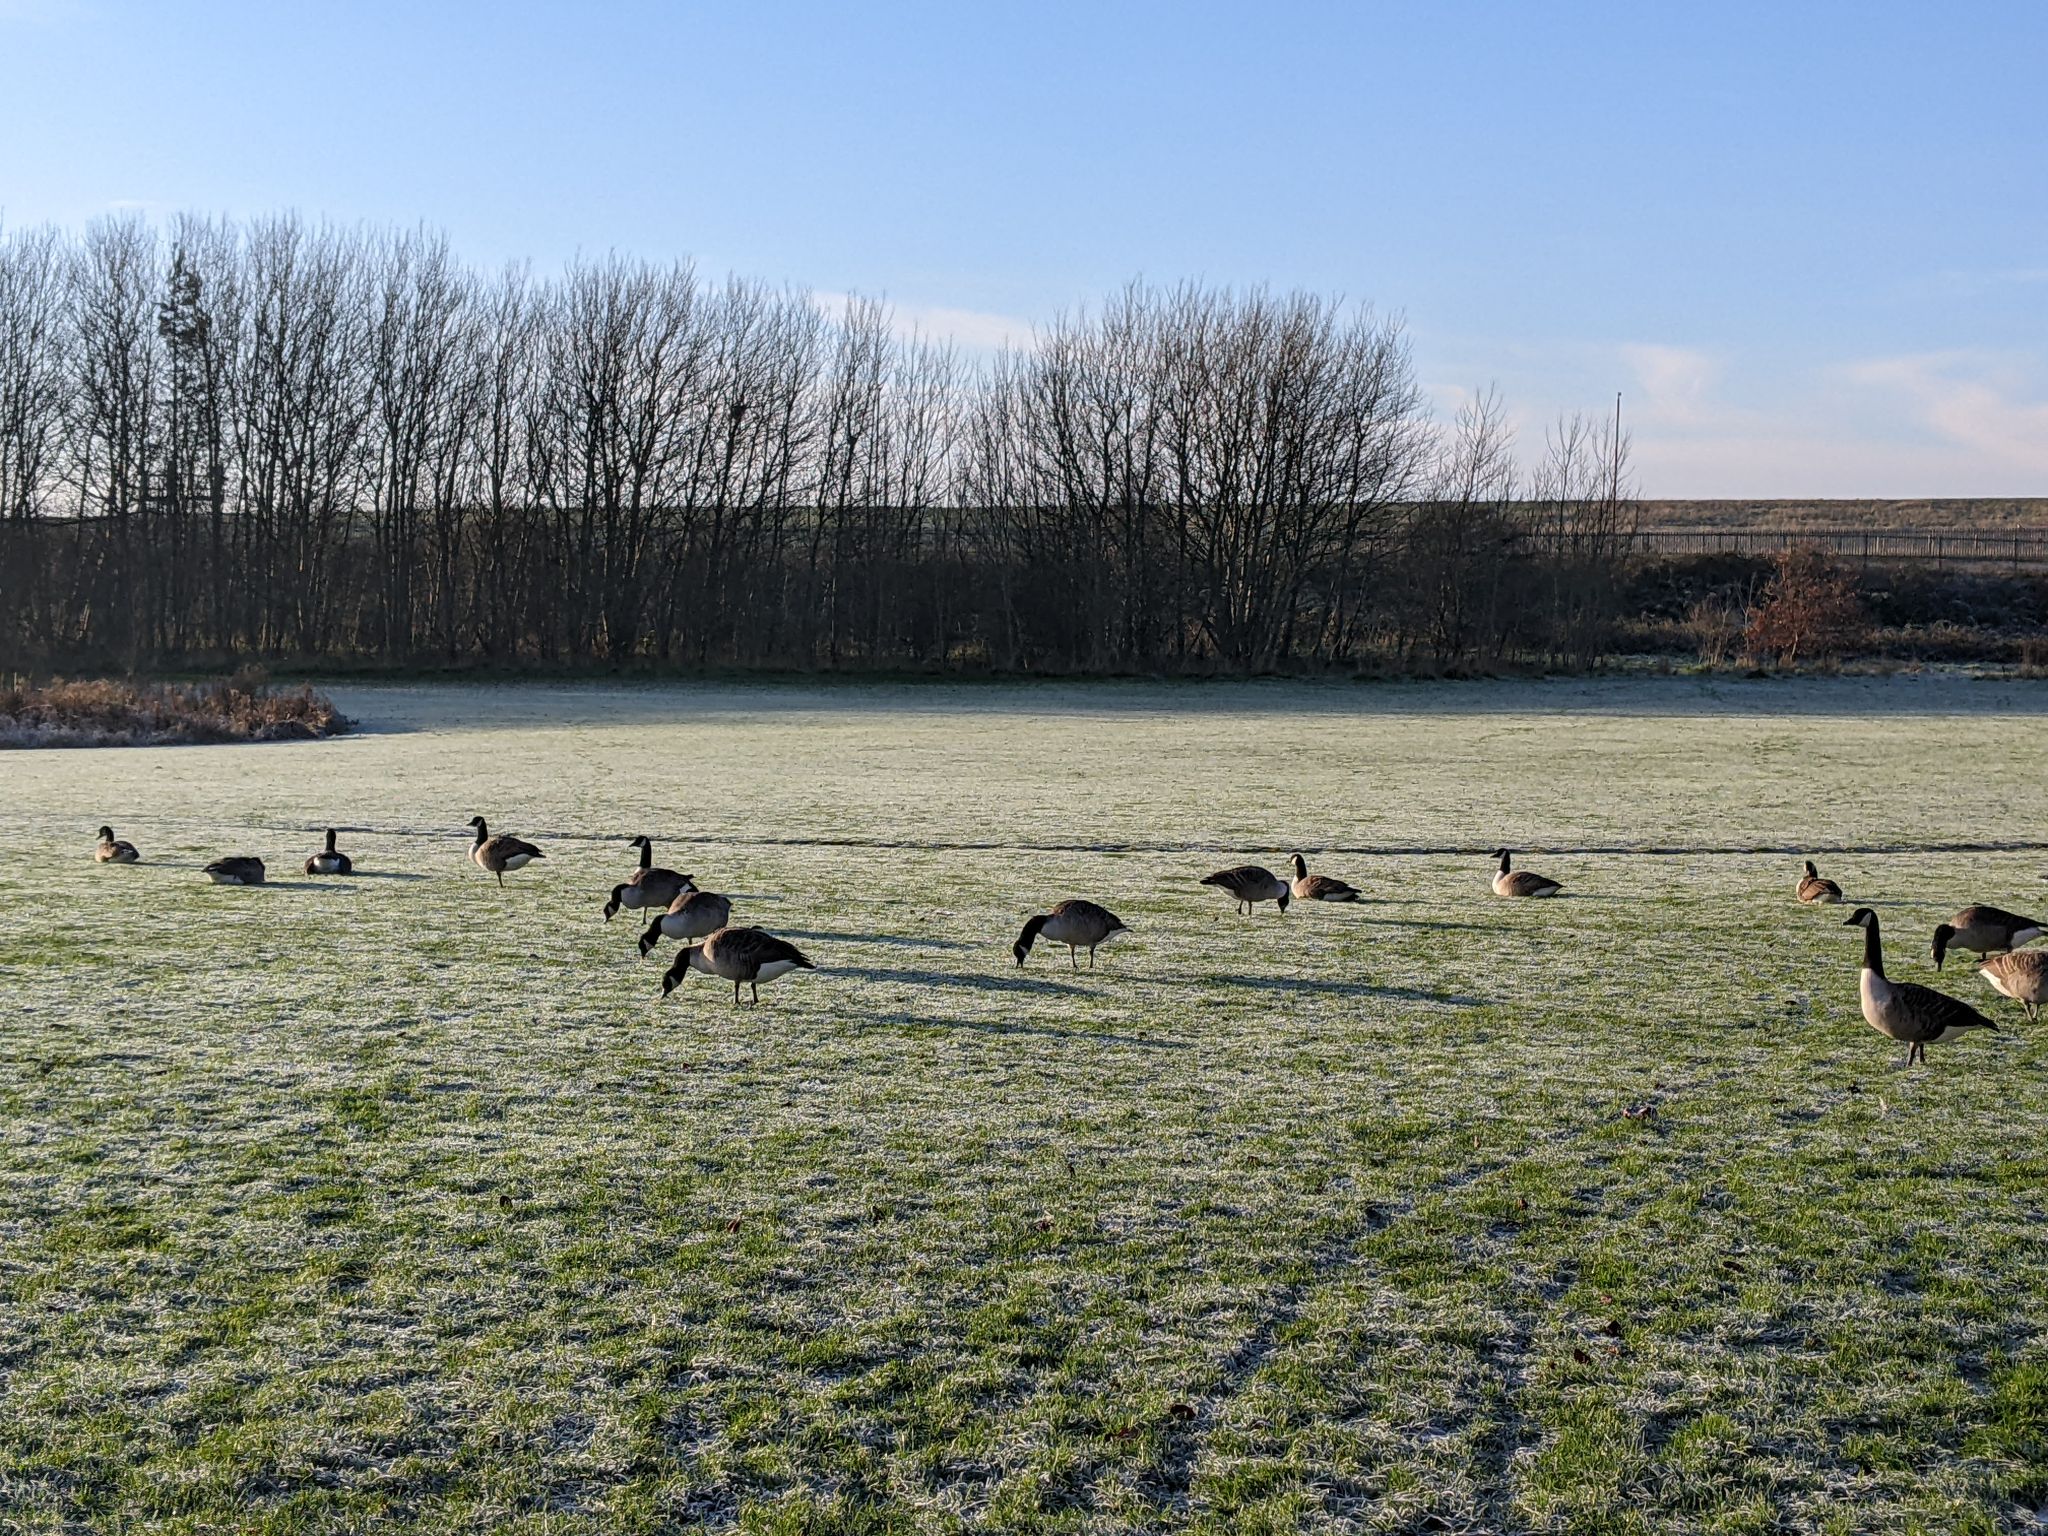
[1744,545,1865,667]
[0,675,351,748]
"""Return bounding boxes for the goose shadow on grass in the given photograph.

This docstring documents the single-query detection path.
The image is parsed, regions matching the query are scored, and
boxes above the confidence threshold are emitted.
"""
[335,870,432,883]
[832,964,1093,997]
[777,929,982,952]
[863,1010,1183,1050]
[1214,974,1488,1007]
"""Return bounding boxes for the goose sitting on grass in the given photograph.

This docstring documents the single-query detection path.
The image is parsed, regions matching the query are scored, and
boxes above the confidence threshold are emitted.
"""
[1014,900,1130,969]
[305,827,354,875]
[1490,849,1561,898]
[1289,853,1361,903]
[203,855,266,886]
[94,826,140,864]
[662,926,815,1004]
[1844,906,1997,1066]
[1796,860,1842,904]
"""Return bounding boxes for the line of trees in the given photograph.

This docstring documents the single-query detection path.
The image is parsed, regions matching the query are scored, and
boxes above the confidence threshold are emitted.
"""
[0,215,1635,673]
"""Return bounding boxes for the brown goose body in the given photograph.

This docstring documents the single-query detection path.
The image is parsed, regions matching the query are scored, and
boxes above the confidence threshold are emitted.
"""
[1796,860,1842,904]
[467,816,544,886]
[305,827,354,876]
[1846,907,1998,1064]
[1289,853,1360,903]
[94,825,140,864]
[639,889,734,956]
[1201,865,1290,914]
[1490,849,1561,899]
[1978,950,2048,1022]
[662,926,815,1003]
[1932,905,2046,969]
[604,837,693,920]
[203,855,266,886]
[1015,899,1130,969]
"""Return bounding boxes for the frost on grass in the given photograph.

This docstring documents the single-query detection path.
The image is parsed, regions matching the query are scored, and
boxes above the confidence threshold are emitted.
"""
[1,675,2046,1532]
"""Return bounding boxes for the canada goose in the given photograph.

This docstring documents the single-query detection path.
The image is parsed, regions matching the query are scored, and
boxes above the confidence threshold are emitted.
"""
[1978,950,2048,1022]
[1201,865,1290,915]
[638,889,733,957]
[1289,853,1361,903]
[662,926,815,1004]
[1796,860,1842,904]
[1490,849,1562,899]
[94,825,140,864]
[1931,905,2046,969]
[1014,900,1130,969]
[603,835,694,920]
[304,827,354,876]
[467,816,543,886]
[1844,907,1997,1065]
[203,855,266,886]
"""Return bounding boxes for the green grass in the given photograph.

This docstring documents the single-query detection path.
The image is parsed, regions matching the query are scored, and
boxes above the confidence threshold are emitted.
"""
[3,675,2047,1533]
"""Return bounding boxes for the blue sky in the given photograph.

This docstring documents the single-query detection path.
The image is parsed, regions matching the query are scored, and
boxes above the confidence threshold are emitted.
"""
[2,0,2043,496]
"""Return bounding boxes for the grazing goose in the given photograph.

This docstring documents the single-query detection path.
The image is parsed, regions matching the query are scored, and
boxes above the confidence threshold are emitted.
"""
[1932,905,2046,969]
[304,827,354,876]
[1796,860,1843,904]
[203,855,266,886]
[1201,865,1290,915]
[1489,849,1562,899]
[603,835,694,921]
[467,816,544,886]
[638,888,734,957]
[94,825,140,864]
[1978,950,2048,1022]
[1014,900,1130,969]
[1844,906,1997,1065]
[1289,853,1361,903]
[662,926,815,1004]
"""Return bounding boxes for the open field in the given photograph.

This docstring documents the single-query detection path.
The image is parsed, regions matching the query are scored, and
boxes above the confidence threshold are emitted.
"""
[4,677,2048,1533]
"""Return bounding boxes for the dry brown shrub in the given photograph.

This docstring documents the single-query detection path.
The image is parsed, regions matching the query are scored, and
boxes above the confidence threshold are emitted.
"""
[1743,545,1865,667]
[0,676,351,748]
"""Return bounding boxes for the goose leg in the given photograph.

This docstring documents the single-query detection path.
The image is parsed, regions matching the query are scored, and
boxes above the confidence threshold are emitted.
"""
[1069,946,1078,971]
[1088,946,1096,969]
[733,978,741,1005]
[751,981,760,1004]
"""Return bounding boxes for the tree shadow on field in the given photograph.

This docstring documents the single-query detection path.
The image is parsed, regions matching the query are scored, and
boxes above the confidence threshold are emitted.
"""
[1222,975,1488,1007]
[834,964,1091,997]
[778,928,980,952]
[337,870,431,883]
[865,1010,1181,1050]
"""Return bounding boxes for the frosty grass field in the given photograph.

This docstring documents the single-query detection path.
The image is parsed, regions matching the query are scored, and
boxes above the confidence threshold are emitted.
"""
[4,675,2048,1535]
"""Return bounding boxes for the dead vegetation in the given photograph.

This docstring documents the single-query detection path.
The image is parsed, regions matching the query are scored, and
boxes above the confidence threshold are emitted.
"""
[0,672,351,747]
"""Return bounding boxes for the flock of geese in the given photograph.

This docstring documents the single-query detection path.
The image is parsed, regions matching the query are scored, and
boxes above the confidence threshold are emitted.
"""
[90,822,2048,1062]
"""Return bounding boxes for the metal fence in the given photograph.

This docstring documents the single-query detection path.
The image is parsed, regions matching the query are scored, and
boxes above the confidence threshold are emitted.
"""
[1630,527,2048,571]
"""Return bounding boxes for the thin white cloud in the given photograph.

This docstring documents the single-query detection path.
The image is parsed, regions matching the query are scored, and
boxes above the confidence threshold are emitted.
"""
[1837,350,2048,479]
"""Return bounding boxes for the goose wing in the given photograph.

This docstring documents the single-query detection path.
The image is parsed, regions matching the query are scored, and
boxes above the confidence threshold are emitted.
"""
[709,926,814,975]
[1957,905,2041,935]
[1890,981,1997,1042]
[486,834,542,861]
[1047,899,1126,943]
[1203,865,1275,896]
[1501,870,1561,896]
